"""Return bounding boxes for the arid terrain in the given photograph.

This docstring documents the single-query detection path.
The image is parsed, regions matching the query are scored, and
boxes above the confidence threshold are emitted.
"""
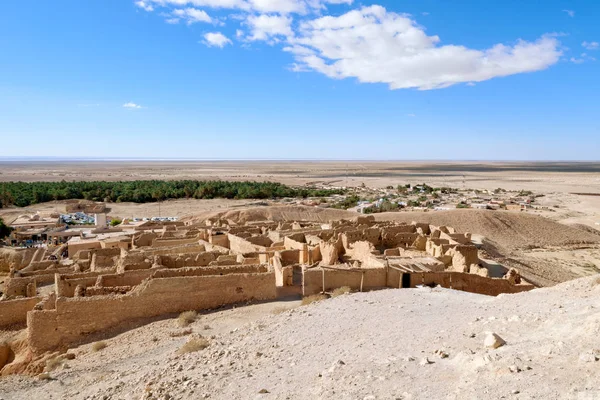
[2,161,599,285]
[1,161,600,399]
[1,276,599,400]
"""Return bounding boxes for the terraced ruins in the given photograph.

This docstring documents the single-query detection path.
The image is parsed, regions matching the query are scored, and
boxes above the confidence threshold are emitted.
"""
[0,210,535,374]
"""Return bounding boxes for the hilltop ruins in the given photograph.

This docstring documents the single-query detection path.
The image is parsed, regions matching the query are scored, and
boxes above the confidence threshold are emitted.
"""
[0,213,532,371]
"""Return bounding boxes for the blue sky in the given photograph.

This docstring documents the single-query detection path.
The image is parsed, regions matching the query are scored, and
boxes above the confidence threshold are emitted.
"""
[0,0,598,160]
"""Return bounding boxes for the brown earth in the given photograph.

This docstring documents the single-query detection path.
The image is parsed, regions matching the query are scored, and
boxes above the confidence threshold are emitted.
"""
[1,276,599,399]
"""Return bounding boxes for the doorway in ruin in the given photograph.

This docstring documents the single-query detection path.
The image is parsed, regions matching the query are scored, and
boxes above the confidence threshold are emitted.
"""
[401,273,411,288]
[292,265,303,286]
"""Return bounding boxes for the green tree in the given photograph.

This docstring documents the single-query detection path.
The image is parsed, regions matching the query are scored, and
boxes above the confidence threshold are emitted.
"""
[0,217,12,239]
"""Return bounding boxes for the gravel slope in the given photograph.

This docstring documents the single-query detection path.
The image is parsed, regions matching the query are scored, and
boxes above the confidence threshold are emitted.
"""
[2,276,599,400]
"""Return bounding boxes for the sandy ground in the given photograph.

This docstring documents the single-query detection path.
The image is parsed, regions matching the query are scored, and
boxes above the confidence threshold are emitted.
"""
[1,276,599,400]
[1,160,600,193]
[1,160,599,227]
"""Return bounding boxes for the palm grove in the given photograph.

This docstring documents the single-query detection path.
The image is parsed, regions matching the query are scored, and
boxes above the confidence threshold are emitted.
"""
[0,180,343,208]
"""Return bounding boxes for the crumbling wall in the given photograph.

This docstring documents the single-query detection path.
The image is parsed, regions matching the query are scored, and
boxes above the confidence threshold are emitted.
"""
[2,277,36,298]
[55,275,99,297]
[382,233,418,248]
[152,236,202,248]
[449,245,479,273]
[246,236,272,248]
[383,225,416,235]
[319,235,344,266]
[0,248,37,272]
[132,232,158,248]
[228,234,264,254]
[0,297,42,327]
[302,267,386,296]
[27,271,277,352]
[409,272,534,296]
[157,252,218,268]
[209,234,230,249]
[96,270,154,288]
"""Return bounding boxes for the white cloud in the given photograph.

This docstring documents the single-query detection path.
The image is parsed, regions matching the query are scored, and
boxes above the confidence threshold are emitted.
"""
[134,1,566,90]
[406,113,416,117]
[288,6,561,90]
[148,0,247,9]
[123,102,143,109]
[248,0,306,14]
[582,41,599,50]
[173,7,212,23]
[143,0,351,14]
[562,9,575,17]
[203,32,233,47]
[135,0,155,11]
[570,52,596,64]
[246,14,293,41]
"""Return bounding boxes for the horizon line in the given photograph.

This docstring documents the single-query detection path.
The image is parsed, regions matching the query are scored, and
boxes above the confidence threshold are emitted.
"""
[1,157,599,163]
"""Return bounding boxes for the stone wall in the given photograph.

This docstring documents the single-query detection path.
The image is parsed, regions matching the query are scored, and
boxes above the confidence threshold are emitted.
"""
[409,272,534,296]
[303,267,387,296]
[228,234,264,254]
[27,271,277,353]
[0,297,41,327]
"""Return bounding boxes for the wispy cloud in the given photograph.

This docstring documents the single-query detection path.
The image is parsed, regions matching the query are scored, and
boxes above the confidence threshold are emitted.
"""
[203,32,232,48]
[582,41,599,50]
[562,9,575,17]
[173,8,212,24]
[123,102,143,109]
[406,113,416,117]
[135,0,154,12]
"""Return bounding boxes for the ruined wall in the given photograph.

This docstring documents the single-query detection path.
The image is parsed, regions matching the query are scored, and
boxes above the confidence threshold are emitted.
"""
[228,234,264,254]
[136,243,206,257]
[382,233,419,248]
[152,265,268,278]
[2,276,35,298]
[246,236,272,248]
[209,234,230,249]
[96,270,154,288]
[278,249,301,265]
[409,272,534,296]
[132,232,158,248]
[449,245,479,273]
[27,271,277,352]
[319,236,344,266]
[302,267,387,296]
[152,236,202,248]
[157,252,218,268]
[383,225,416,235]
[0,297,41,327]
[283,236,305,251]
[68,240,102,257]
[55,275,100,297]
[0,248,37,272]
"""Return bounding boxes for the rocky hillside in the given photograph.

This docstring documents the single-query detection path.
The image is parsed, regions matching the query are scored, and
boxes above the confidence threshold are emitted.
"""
[1,276,599,399]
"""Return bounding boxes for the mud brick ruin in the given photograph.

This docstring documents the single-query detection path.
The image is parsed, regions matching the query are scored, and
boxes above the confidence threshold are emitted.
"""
[0,214,532,357]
